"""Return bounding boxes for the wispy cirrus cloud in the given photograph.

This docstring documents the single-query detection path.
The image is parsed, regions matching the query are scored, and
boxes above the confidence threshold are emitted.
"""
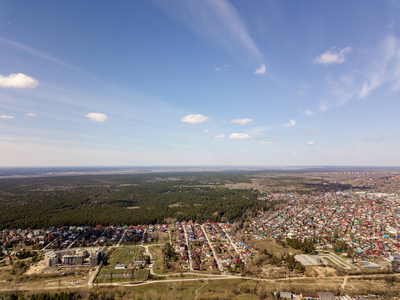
[0,115,13,120]
[213,134,225,138]
[0,73,39,89]
[359,35,400,98]
[326,74,359,106]
[365,137,384,142]
[231,118,252,125]
[303,129,322,133]
[0,36,77,71]
[321,36,400,110]
[0,36,104,82]
[314,46,352,65]
[215,64,231,72]
[154,0,262,61]
[0,135,76,145]
[181,114,210,124]
[247,126,271,137]
[25,113,38,117]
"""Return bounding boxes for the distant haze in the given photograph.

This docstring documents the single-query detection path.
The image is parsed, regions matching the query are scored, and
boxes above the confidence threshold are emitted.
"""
[1,166,400,179]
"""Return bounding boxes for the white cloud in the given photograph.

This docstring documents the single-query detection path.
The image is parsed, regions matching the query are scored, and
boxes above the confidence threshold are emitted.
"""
[304,110,313,117]
[314,46,352,65]
[283,120,296,128]
[229,133,253,140]
[138,139,145,142]
[25,113,37,117]
[0,73,39,89]
[0,115,13,120]
[85,112,108,122]
[307,141,315,145]
[181,114,210,124]
[254,64,266,75]
[319,104,328,112]
[292,152,298,156]
[259,141,274,145]
[203,130,209,133]
[231,118,253,125]
[213,134,225,138]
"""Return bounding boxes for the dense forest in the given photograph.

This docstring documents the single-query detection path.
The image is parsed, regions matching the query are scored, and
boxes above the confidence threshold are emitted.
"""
[0,172,278,229]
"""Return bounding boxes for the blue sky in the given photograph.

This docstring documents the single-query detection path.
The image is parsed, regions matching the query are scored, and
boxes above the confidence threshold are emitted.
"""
[1,0,400,166]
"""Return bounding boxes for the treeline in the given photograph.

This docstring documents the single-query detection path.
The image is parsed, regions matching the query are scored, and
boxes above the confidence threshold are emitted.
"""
[1,292,78,300]
[0,292,117,300]
[0,173,277,229]
[284,238,315,254]
[257,250,304,272]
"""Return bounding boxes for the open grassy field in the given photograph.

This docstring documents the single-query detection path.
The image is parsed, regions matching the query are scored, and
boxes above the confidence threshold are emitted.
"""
[96,268,149,283]
[346,277,400,297]
[97,246,148,283]
[246,238,301,257]
[107,246,143,266]
[148,245,165,275]
[95,279,263,300]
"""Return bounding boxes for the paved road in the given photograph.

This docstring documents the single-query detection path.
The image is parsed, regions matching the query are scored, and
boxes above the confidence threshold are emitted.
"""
[117,229,128,247]
[141,229,147,245]
[68,232,85,249]
[220,226,243,263]
[183,224,193,271]
[201,224,223,272]
[88,264,102,286]
[94,232,105,245]
[41,236,59,252]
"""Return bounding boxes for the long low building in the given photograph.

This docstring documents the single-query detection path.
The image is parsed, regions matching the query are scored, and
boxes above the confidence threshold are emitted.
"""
[45,247,105,267]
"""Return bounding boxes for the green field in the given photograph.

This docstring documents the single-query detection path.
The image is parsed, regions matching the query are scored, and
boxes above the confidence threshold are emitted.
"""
[148,245,165,275]
[105,246,143,266]
[96,268,149,283]
[97,246,148,283]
